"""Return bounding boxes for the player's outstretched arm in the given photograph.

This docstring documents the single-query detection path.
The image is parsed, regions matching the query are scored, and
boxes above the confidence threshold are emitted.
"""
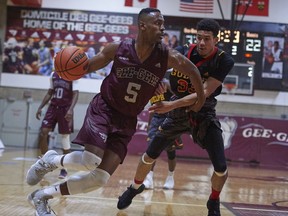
[167,49,205,112]
[87,43,119,74]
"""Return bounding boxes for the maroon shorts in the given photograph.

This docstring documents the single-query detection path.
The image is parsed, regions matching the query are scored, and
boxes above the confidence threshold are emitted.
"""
[41,105,73,134]
[72,94,137,163]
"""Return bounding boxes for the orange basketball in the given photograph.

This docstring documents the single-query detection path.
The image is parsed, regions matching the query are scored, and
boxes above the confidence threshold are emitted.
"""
[54,46,89,81]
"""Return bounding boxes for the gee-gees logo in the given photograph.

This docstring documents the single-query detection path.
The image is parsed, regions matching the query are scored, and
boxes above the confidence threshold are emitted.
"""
[241,123,288,146]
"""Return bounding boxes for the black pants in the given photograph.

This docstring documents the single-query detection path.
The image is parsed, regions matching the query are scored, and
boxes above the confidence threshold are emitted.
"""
[146,112,227,173]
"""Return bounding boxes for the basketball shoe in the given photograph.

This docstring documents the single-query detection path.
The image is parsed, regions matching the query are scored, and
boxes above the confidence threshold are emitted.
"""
[207,198,221,216]
[28,189,55,216]
[117,184,145,210]
[26,150,59,185]
[143,171,154,189]
[163,175,174,189]
[58,168,67,179]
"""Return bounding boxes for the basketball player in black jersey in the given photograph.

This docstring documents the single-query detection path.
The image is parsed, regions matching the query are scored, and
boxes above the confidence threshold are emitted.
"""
[26,8,205,216]
[118,19,234,216]
[143,77,184,190]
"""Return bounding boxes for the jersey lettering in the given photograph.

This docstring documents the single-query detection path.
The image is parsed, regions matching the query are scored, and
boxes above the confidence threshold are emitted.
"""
[116,67,159,87]
[54,87,64,99]
[124,82,141,103]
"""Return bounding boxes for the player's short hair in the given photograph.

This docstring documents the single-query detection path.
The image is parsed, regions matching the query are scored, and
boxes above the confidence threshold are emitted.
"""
[196,19,220,37]
[138,7,161,21]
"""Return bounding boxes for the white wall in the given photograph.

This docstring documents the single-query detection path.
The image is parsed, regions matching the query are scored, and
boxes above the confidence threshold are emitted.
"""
[1,73,101,93]
[37,0,288,24]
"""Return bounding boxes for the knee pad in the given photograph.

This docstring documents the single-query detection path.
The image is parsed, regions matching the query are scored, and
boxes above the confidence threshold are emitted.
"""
[214,162,227,173]
[146,135,170,159]
[61,134,71,150]
[142,153,155,165]
[82,151,102,171]
[214,169,228,177]
[67,168,110,194]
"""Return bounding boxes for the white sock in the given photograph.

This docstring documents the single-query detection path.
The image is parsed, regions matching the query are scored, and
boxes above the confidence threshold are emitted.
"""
[168,171,174,176]
[133,183,142,189]
[43,185,61,197]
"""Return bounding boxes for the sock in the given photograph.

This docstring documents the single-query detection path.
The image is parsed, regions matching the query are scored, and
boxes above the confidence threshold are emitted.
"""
[167,171,174,176]
[210,188,221,200]
[52,154,64,167]
[43,184,61,197]
[133,178,143,189]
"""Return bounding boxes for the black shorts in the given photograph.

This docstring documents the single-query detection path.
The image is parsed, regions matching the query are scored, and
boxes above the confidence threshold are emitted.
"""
[146,110,227,172]
[147,113,182,149]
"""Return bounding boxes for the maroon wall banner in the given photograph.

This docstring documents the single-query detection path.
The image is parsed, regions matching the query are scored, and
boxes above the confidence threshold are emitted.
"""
[9,0,42,8]
[129,111,288,168]
[6,6,137,47]
[3,6,138,77]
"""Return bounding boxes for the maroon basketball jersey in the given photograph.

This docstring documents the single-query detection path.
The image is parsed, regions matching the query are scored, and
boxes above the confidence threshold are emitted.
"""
[101,39,169,117]
[50,72,73,106]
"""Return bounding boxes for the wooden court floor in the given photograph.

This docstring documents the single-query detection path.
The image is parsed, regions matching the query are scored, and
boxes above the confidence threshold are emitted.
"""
[0,147,288,216]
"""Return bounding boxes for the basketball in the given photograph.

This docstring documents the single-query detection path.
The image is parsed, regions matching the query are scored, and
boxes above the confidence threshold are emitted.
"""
[54,46,89,81]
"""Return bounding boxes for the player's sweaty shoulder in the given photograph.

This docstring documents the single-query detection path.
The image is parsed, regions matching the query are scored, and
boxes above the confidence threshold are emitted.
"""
[168,48,186,68]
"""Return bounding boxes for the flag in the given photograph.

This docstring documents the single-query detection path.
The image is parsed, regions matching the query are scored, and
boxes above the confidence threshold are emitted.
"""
[179,0,213,13]
[235,0,269,16]
[10,0,42,7]
[125,0,157,8]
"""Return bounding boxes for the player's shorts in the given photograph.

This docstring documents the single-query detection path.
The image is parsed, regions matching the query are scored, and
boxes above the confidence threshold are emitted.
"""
[72,94,137,163]
[41,104,73,134]
[147,110,227,172]
[147,113,183,151]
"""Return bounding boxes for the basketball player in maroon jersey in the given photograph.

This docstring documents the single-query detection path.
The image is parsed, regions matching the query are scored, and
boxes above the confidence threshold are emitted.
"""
[36,71,79,179]
[26,8,205,215]
[118,19,234,216]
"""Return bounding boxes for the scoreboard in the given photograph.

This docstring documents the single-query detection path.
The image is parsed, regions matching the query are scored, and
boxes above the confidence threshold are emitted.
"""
[182,27,286,92]
[183,27,261,60]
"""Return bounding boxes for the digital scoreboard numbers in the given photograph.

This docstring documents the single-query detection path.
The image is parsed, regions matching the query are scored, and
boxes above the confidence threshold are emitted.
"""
[244,32,262,52]
[241,32,263,67]
[218,29,241,43]
[245,38,262,52]
[217,31,263,62]
[218,29,241,56]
